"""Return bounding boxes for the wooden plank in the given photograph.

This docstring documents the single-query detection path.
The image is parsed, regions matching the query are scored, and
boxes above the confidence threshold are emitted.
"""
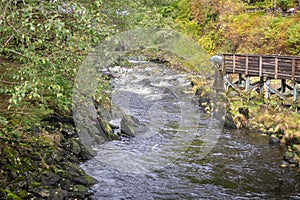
[259,56,262,77]
[265,78,271,99]
[233,54,236,73]
[265,84,287,100]
[245,76,250,92]
[275,57,278,79]
[224,75,243,93]
[222,53,300,81]
[292,59,296,80]
[260,77,264,95]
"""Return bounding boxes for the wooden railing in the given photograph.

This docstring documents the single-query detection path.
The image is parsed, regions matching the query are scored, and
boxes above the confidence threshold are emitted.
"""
[222,53,300,82]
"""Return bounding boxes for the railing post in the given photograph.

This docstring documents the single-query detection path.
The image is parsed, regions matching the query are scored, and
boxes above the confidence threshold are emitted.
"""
[233,54,236,73]
[265,78,271,100]
[260,77,264,95]
[245,76,250,92]
[292,59,296,80]
[294,82,299,102]
[224,74,229,91]
[281,79,286,93]
[245,56,249,75]
[275,57,278,79]
[259,56,263,77]
[238,74,243,87]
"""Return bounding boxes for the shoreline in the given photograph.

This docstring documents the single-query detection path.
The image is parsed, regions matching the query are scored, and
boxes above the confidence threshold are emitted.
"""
[192,74,300,169]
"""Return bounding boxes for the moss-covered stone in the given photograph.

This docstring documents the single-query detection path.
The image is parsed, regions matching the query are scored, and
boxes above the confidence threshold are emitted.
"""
[0,117,97,200]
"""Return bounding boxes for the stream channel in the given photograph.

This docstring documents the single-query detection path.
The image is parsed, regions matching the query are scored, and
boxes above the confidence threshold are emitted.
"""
[81,62,300,199]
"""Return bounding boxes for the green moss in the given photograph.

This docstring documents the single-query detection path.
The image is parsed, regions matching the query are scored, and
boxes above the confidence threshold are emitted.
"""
[18,190,28,199]
[83,175,98,185]
[29,181,41,188]
[3,147,17,160]
[4,189,21,200]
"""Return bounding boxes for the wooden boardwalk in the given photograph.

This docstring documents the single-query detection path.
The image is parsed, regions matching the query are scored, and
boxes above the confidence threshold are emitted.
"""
[221,53,300,101]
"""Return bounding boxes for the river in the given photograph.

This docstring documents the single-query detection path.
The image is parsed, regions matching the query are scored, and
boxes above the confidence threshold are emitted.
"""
[81,62,300,199]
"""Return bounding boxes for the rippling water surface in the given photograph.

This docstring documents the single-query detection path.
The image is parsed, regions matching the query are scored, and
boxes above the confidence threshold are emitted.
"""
[81,63,300,199]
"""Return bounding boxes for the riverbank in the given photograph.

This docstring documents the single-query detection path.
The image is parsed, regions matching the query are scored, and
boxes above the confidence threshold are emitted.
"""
[228,89,300,168]
[0,114,98,199]
[81,59,300,199]
[192,74,300,169]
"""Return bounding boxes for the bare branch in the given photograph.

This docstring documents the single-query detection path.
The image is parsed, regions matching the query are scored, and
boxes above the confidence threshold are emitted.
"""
[6,48,29,58]
[0,80,18,84]
[4,34,15,46]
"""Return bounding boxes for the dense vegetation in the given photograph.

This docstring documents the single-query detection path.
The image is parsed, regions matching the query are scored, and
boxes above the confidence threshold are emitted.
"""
[1,0,299,141]
[0,0,178,135]
[0,0,176,198]
[0,0,300,198]
[176,0,300,55]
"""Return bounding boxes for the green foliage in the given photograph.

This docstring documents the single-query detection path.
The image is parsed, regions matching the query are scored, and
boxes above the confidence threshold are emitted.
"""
[175,0,201,37]
[0,0,110,112]
[287,21,300,55]
[175,0,300,55]
[0,0,179,135]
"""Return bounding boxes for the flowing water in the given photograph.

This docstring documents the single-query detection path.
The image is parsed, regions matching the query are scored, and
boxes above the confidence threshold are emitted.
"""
[81,63,300,199]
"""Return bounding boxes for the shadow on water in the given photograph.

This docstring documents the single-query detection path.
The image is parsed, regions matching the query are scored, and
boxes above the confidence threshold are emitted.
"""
[81,64,300,199]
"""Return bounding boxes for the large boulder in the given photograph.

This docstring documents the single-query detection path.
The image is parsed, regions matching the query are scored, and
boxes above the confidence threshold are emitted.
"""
[120,114,140,137]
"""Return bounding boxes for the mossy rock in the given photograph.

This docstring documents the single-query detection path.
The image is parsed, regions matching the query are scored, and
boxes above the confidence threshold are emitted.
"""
[69,184,90,198]
[224,111,237,129]
[292,144,300,154]
[70,140,81,155]
[99,119,120,140]
[121,115,139,137]
[291,132,300,144]
[3,147,18,160]
[17,190,29,199]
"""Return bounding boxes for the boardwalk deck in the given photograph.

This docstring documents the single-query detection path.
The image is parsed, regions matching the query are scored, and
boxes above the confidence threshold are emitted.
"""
[221,53,300,101]
[222,54,300,81]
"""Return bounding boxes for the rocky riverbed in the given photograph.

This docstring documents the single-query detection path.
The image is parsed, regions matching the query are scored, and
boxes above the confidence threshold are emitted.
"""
[2,56,299,199]
[0,114,98,199]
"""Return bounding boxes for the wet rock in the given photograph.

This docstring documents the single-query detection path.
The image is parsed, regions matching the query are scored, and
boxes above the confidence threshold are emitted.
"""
[140,78,151,85]
[70,184,90,198]
[59,178,72,191]
[281,160,289,168]
[61,162,85,175]
[78,144,95,160]
[224,111,237,129]
[121,115,139,137]
[29,187,50,198]
[99,118,120,140]
[284,151,297,164]
[49,189,69,200]
[269,134,280,145]
[71,140,81,155]
[96,104,113,122]
[292,144,300,154]
[41,171,61,186]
